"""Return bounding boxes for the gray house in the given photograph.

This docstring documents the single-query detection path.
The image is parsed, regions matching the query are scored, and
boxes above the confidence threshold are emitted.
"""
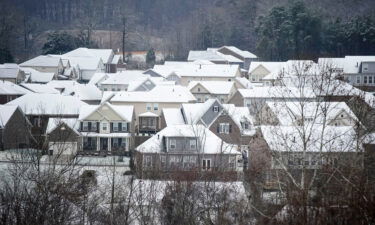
[135,124,242,179]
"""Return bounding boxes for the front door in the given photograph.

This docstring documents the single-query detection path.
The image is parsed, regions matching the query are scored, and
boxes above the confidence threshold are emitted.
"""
[100,138,108,151]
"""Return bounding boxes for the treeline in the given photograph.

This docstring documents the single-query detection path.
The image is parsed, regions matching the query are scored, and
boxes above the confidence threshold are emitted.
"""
[255,1,375,60]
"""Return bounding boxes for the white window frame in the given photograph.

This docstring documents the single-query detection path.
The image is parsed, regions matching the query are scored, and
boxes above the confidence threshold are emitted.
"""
[146,103,152,111]
[364,76,368,84]
[153,103,159,111]
[202,159,211,171]
[170,139,176,149]
[369,76,373,84]
[83,121,89,131]
[113,122,119,132]
[190,139,197,150]
[356,76,361,84]
[213,106,219,112]
[219,123,230,134]
[121,122,128,132]
[102,122,108,131]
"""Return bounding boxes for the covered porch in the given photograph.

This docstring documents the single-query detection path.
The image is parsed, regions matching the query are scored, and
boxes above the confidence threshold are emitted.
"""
[80,133,131,155]
[137,112,160,134]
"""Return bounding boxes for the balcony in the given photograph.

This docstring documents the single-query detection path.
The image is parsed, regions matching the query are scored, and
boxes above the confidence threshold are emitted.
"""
[138,112,159,134]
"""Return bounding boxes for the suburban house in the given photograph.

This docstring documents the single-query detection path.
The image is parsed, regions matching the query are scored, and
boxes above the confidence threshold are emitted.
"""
[21,67,55,84]
[6,93,87,148]
[161,99,255,153]
[187,81,237,103]
[78,102,135,155]
[46,118,80,156]
[20,55,63,78]
[110,85,196,135]
[250,125,362,190]
[228,86,316,114]
[248,62,285,83]
[19,83,60,94]
[88,72,110,88]
[0,81,30,104]
[216,46,258,70]
[0,105,31,150]
[146,63,241,86]
[134,124,241,178]
[60,56,105,82]
[257,101,359,127]
[0,64,25,84]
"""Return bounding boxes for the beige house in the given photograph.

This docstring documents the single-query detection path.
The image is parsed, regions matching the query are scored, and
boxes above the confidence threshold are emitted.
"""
[78,102,135,154]
[20,55,64,79]
[188,81,237,103]
[248,62,285,83]
[0,64,25,84]
[110,85,196,134]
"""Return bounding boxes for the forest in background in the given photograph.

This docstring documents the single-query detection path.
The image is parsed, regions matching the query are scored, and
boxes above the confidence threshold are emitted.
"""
[0,0,375,63]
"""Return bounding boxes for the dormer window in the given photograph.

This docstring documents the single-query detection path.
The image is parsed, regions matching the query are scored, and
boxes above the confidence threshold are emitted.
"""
[213,106,219,112]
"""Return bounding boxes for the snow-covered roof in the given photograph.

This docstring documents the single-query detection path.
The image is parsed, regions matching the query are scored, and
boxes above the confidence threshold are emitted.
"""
[7,93,87,116]
[100,70,148,85]
[111,85,196,103]
[317,57,345,69]
[64,48,113,64]
[152,64,239,78]
[261,125,360,153]
[0,64,21,79]
[265,101,358,126]
[88,73,109,85]
[218,46,258,59]
[182,99,218,125]
[0,105,18,128]
[238,86,316,99]
[222,104,255,135]
[79,102,133,122]
[162,108,185,126]
[188,50,229,62]
[48,80,102,101]
[21,67,55,83]
[20,55,61,67]
[111,55,122,64]
[139,111,159,117]
[235,77,253,89]
[248,61,285,75]
[343,56,375,74]
[136,124,238,154]
[46,118,80,134]
[20,83,60,94]
[61,56,102,71]
[0,81,31,95]
[262,60,317,81]
[101,91,116,104]
[188,81,235,95]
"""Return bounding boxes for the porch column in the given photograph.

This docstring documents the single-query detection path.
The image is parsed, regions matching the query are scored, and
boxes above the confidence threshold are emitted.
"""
[97,137,100,151]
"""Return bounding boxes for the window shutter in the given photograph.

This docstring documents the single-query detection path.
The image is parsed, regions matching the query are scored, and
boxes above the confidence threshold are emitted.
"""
[110,123,113,132]
[217,125,220,133]
[119,122,122,131]
[88,122,92,130]
[97,122,100,131]
[80,122,83,131]
[229,124,232,133]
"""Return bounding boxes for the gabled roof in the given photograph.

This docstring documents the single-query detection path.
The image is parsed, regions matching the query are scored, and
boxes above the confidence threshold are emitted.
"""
[46,118,80,135]
[0,64,21,79]
[47,80,102,101]
[182,99,219,125]
[238,86,316,99]
[218,46,257,59]
[64,48,114,64]
[79,102,133,122]
[7,93,87,116]
[21,67,55,83]
[162,108,185,126]
[88,73,110,85]
[111,85,196,103]
[343,56,375,74]
[248,62,285,74]
[235,77,253,89]
[152,64,239,78]
[261,125,360,153]
[188,81,235,95]
[20,55,61,68]
[20,83,60,94]
[264,101,358,126]
[317,57,345,69]
[136,124,238,154]
[0,105,18,128]
[101,70,148,85]
[0,81,31,95]
[222,104,255,135]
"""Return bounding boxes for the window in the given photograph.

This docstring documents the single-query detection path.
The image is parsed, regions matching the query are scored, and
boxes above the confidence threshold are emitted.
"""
[229,156,236,169]
[91,122,97,131]
[113,122,119,132]
[104,88,108,91]
[153,103,159,111]
[190,139,197,150]
[121,122,128,132]
[117,88,121,91]
[213,106,219,112]
[83,121,89,131]
[370,76,373,84]
[198,88,201,92]
[197,97,202,102]
[112,88,115,91]
[112,138,119,147]
[228,79,232,81]
[190,156,197,163]
[144,156,152,168]
[357,76,361,84]
[170,139,176,149]
[202,159,211,170]
[121,138,126,148]
[102,122,108,131]
[241,122,249,130]
[219,123,230,134]
[146,103,152,111]
[364,76,368,84]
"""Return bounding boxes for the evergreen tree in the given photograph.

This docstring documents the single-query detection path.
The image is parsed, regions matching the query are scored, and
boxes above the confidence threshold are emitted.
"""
[42,31,78,55]
[146,48,156,66]
[0,48,14,63]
